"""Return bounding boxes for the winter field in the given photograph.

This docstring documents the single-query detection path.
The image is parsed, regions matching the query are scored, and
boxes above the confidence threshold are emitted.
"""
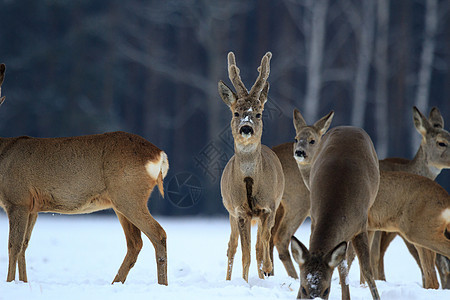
[1,213,449,300]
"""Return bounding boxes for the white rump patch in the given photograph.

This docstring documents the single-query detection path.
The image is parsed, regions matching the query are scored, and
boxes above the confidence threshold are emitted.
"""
[441,208,450,222]
[145,151,169,180]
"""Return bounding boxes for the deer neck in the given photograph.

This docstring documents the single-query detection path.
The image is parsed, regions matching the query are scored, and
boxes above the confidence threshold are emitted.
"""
[410,146,441,180]
[234,141,262,178]
[296,163,312,190]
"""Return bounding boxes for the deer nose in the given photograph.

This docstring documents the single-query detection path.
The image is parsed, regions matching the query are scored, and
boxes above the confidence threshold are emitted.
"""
[295,150,306,158]
[240,125,254,135]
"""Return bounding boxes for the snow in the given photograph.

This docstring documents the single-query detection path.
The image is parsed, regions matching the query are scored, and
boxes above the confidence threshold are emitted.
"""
[1,213,449,300]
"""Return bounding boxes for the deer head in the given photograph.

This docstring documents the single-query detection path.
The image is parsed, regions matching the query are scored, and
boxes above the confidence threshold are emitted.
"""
[291,236,347,299]
[0,63,5,106]
[293,109,334,165]
[413,106,450,171]
[218,52,271,148]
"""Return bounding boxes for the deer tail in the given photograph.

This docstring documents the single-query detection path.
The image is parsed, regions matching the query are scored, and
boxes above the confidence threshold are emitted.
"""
[157,152,169,197]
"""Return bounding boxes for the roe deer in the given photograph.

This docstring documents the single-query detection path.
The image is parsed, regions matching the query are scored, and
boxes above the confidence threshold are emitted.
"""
[370,106,450,289]
[290,109,380,300]
[270,112,334,279]
[365,170,450,285]
[218,52,284,281]
[272,106,450,289]
[0,64,169,285]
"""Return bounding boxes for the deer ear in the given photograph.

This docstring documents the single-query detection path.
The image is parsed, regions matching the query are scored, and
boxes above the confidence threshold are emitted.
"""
[327,242,347,268]
[429,107,444,129]
[0,63,5,86]
[259,81,269,107]
[413,106,431,136]
[293,109,307,133]
[291,236,309,266]
[314,111,334,136]
[218,80,237,107]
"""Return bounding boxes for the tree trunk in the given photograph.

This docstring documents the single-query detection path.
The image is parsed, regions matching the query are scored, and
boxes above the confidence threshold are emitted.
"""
[375,0,390,159]
[351,0,375,128]
[411,0,438,153]
[304,0,328,122]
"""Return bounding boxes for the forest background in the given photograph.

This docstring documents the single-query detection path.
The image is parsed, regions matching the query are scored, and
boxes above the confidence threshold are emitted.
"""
[0,0,449,216]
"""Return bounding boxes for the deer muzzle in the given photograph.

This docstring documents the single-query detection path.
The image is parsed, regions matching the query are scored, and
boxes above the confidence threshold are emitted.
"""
[294,150,307,162]
[240,125,254,137]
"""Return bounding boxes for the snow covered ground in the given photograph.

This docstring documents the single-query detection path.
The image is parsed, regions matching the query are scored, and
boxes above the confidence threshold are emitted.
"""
[0,213,449,300]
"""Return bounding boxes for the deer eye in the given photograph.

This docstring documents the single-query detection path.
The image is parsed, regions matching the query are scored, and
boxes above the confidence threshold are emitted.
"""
[301,287,307,296]
[234,112,239,117]
[438,142,447,147]
[309,139,315,145]
[256,113,262,118]
[323,288,330,297]
[294,138,298,143]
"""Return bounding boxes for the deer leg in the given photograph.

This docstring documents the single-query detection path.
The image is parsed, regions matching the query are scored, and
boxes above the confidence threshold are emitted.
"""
[416,246,439,289]
[352,232,380,300]
[369,231,382,280]
[268,203,285,276]
[273,209,308,279]
[17,212,38,282]
[376,231,397,281]
[435,254,450,289]
[346,241,356,271]
[6,206,29,282]
[112,211,143,284]
[256,210,276,278]
[256,219,264,279]
[358,230,376,285]
[112,201,167,285]
[398,235,426,286]
[337,260,350,300]
[238,216,251,282]
[226,215,239,280]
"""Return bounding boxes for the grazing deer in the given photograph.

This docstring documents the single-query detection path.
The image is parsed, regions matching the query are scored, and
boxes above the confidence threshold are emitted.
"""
[272,106,450,289]
[290,109,380,300]
[218,52,284,281]
[0,64,169,285]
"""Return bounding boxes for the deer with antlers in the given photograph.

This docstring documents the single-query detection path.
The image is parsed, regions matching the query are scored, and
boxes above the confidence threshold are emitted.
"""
[218,52,284,281]
[0,64,169,285]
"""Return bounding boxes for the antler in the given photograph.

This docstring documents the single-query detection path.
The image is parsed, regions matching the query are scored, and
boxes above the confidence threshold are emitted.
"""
[249,52,272,99]
[0,64,5,106]
[227,52,248,97]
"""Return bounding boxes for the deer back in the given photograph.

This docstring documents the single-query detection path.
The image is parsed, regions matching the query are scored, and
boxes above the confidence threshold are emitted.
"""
[369,171,450,257]
[308,126,380,253]
[0,132,168,214]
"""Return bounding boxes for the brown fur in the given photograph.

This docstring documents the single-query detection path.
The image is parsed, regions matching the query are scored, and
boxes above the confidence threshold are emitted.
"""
[371,106,450,289]
[0,65,169,285]
[218,52,284,282]
[273,106,450,290]
[290,109,380,300]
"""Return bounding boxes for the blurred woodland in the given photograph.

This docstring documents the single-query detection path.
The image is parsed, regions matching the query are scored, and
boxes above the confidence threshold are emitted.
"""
[0,0,449,215]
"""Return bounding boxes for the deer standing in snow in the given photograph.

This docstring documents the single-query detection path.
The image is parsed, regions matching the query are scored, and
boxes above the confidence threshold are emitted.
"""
[218,52,284,281]
[290,109,380,300]
[272,106,450,289]
[0,64,169,285]
[370,106,450,288]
